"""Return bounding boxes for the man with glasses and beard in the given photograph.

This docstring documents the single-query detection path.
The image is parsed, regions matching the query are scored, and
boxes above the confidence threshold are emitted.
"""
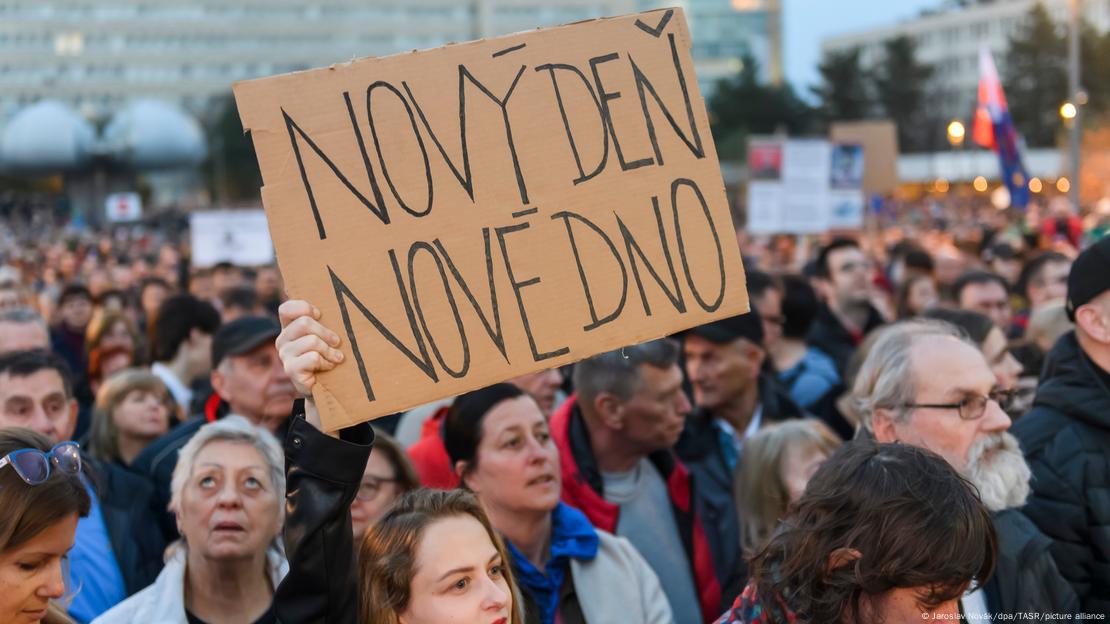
[850,320,1078,616]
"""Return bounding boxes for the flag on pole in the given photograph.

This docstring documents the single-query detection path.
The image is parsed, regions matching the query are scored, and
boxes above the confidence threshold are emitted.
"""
[972,46,1030,208]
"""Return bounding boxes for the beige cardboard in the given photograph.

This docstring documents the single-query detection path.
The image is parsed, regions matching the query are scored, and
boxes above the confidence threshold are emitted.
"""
[830,120,899,194]
[234,8,748,430]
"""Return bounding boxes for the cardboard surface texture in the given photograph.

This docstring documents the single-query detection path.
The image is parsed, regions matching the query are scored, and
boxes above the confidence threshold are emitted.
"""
[234,7,748,430]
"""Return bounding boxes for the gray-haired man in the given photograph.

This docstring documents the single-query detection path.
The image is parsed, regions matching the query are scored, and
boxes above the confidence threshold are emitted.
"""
[853,320,1076,615]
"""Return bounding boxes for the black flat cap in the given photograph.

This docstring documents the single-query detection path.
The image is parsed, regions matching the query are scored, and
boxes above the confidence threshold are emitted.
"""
[211,315,281,368]
[1067,237,1110,321]
[684,305,764,346]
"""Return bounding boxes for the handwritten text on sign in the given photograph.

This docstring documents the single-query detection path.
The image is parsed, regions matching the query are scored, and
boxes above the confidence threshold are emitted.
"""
[234,9,748,429]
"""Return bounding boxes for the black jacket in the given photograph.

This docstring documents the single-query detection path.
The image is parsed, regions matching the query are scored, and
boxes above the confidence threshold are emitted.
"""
[805,303,884,378]
[274,412,373,624]
[984,508,1079,614]
[674,374,805,606]
[1012,332,1110,614]
[86,456,166,596]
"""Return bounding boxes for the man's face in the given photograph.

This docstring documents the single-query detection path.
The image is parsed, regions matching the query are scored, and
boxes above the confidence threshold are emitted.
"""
[0,322,49,354]
[507,368,563,417]
[617,364,691,453]
[684,334,762,412]
[58,296,93,331]
[883,337,1011,471]
[959,281,1012,330]
[824,247,871,308]
[1029,260,1071,308]
[751,288,784,353]
[0,370,77,443]
[211,343,296,433]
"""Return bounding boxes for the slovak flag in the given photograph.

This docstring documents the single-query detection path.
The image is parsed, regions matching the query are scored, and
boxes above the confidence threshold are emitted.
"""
[972,46,1030,208]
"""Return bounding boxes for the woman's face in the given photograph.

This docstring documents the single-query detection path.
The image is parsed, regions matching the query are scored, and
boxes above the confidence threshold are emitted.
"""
[981,327,1022,391]
[399,515,512,624]
[177,440,281,562]
[779,442,829,505]
[102,320,134,351]
[114,389,170,441]
[0,513,78,623]
[907,278,938,315]
[461,396,561,517]
[351,451,403,540]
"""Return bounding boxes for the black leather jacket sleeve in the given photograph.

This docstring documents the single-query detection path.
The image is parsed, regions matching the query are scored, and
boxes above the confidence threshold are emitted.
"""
[275,403,374,624]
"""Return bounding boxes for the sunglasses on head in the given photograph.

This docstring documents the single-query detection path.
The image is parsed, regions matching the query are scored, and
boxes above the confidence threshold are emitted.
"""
[0,442,82,485]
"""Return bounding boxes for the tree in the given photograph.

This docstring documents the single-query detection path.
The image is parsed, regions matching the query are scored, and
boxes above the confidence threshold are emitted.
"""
[708,53,814,159]
[870,35,935,152]
[1003,2,1067,148]
[811,47,871,126]
[202,95,263,203]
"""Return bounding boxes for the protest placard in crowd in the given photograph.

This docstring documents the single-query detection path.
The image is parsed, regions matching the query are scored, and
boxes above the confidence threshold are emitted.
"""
[235,8,747,429]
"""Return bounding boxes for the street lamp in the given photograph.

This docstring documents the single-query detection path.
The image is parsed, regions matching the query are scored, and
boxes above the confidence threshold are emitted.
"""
[1060,101,1077,121]
[947,120,966,146]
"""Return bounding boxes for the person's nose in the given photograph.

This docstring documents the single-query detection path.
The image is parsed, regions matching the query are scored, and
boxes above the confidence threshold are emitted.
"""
[675,390,692,417]
[215,479,243,507]
[480,574,510,613]
[981,398,1012,433]
[27,406,57,440]
[37,559,66,600]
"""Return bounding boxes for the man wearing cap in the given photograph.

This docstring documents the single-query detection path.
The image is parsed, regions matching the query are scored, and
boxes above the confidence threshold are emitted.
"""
[133,315,297,540]
[1013,237,1110,614]
[676,305,805,603]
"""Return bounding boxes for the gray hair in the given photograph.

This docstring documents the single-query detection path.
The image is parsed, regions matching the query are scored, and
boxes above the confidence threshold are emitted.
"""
[0,306,46,329]
[573,338,679,403]
[169,415,285,519]
[852,320,973,430]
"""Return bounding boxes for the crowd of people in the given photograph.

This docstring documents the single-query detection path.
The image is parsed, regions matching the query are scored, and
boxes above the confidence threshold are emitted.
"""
[0,201,1107,623]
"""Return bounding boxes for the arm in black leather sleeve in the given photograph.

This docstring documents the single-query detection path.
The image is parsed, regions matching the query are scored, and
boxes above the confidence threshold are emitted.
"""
[274,401,374,624]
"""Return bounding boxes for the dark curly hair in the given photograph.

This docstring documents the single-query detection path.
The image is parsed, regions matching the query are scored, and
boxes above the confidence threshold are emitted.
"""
[750,439,996,622]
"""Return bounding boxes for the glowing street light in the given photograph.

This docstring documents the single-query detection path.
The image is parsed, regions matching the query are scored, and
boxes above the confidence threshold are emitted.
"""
[1060,101,1077,120]
[973,176,989,192]
[1057,177,1071,193]
[947,120,966,146]
[1029,177,1043,193]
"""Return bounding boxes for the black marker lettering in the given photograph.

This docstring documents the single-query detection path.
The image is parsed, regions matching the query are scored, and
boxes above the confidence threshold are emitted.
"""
[283,102,389,239]
[671,178,725,312]
[495,222,570,362]
[433,233,509,362]
[588,53,654,172]
[629,48,704,165]
[616,196,686,317]
[328,259,438,403]
[402,80,474,201]
[550,210,628,331]
[407,242,470,378]
[461,64,531,204]
[534,63,609,185]
[366,81,433,217]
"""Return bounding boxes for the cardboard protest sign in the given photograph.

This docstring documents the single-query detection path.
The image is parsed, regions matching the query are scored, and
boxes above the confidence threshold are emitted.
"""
[234,8,747,430]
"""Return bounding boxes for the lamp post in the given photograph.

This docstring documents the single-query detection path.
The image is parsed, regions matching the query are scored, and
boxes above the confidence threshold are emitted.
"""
[1066,0,1082,211]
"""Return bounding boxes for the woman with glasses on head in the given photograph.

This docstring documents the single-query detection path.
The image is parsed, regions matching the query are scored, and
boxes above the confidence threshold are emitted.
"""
[0,428,89,624]
[351,429,419,540]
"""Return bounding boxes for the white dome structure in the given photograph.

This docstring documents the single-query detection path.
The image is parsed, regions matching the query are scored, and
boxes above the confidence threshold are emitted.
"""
[0,100,96,172]
[103,99,207,169]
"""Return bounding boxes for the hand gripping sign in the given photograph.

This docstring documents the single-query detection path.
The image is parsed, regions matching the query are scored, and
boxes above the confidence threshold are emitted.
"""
[234,8,748,430]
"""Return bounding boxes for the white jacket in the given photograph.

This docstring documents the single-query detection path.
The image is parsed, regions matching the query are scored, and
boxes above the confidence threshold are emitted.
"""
[92,546,288,624]
[571,531,675,624]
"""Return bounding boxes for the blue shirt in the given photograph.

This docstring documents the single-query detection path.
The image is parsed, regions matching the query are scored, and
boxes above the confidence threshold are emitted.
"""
[68,477,128,623]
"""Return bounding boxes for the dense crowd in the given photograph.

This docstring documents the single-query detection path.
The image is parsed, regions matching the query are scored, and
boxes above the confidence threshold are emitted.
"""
[0,199,1108,624]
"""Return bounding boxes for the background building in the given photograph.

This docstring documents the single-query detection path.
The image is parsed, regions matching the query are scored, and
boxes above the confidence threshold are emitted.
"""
[0,0,780,125]
[821,0,1110,122]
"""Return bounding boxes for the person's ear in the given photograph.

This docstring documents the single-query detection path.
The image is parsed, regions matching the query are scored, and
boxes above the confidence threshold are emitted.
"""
[210,368,228,402]
[61,399,78,441]
[826,547,862,573]
[745,344,766,377]
[455,460,476,492]
[594,393,623,430]
[1076,305,1110,344]
[870,407,899,444]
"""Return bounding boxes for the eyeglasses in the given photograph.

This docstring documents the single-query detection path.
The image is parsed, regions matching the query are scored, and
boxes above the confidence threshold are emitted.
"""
[355,475,396,502]
[0,442,82,485]
[900,389,1016,421]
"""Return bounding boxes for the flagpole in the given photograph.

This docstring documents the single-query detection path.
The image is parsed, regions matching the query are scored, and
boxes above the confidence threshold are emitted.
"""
[1068,0,1081,213]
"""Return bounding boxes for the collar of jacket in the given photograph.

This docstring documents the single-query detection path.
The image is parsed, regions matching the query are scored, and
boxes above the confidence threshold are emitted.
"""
[1034,331,1110,430]
[678,374,805,461]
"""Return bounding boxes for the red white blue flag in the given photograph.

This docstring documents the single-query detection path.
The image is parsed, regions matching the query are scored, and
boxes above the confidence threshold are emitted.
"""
[972,46,1029,208]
